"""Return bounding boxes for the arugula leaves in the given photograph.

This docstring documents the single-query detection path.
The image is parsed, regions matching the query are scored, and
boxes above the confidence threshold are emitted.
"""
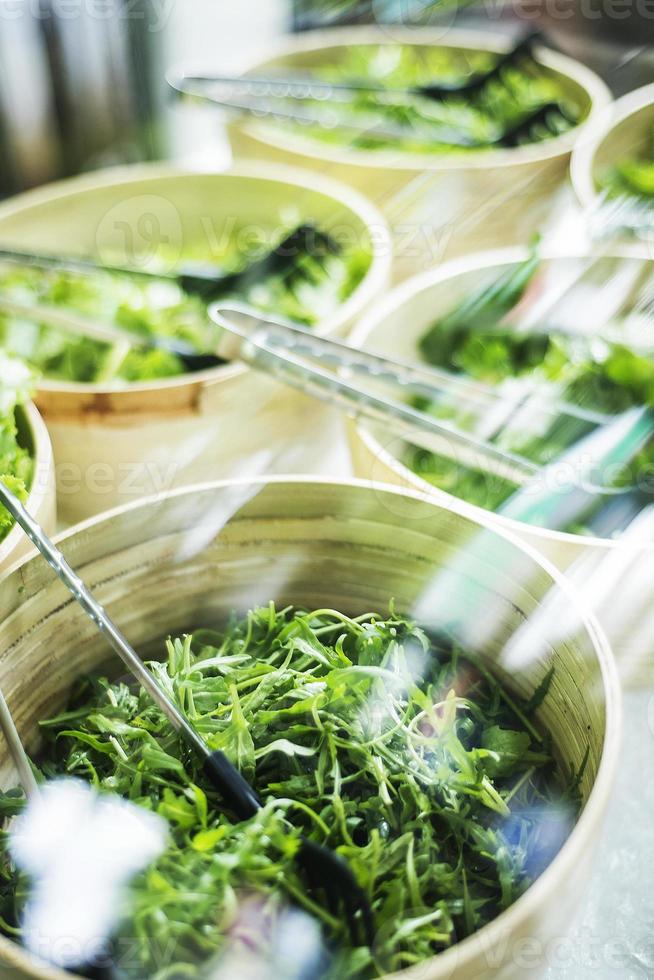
[0,605,575,978]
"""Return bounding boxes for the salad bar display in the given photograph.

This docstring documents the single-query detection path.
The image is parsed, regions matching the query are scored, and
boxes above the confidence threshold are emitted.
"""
[0,354,35,539]
[0,166,390,524]
[601,139,654,202]
[0,13,649,980]
[0,354,55,569]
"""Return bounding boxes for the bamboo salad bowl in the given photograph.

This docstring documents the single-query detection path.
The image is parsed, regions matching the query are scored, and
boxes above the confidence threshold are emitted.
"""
[0,477,619,980]
[571,81,654,228]
[0,162,391,525]
[0,401,56,573]
[228,27,611,281]
[347,248,654,685]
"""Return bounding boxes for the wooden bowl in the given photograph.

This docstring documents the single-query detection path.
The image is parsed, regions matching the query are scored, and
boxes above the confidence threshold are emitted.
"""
[347,247,654,685]
[0,477,619,979]
[0,163,391,525]
[227,26,611,282]
[571,81,654,228]
[0,402,56,573]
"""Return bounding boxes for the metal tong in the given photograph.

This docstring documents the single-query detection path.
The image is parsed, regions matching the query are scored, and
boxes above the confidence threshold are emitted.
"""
[210,303,654,502]
[167,32,573,150]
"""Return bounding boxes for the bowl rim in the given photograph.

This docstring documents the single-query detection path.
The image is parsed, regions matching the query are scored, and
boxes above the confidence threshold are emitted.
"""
[349,244,654,553]
[0,161,392,399]
[230,25,612,172]
[0,400,54,568]
[571,80,654,212]
[0,475,622,980]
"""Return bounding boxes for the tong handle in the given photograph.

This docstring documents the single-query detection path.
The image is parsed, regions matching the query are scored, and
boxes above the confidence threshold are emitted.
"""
[166,70,483,148]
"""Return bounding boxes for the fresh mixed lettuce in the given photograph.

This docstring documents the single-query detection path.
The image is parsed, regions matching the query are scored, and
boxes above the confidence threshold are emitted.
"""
[0,353,36,542]
[405,255,654,536]
[0,230,370,385]
[266,43,583,153]
[0,605,576,978]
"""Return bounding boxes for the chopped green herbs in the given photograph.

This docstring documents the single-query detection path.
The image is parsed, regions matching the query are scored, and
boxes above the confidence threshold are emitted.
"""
[0,228,369,385]
[406,256,654,535]
[0,605,575,978]
[0,353,36,542]
[269,44,583,153]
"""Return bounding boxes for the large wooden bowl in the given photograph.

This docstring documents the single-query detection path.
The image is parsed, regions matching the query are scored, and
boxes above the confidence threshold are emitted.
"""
[0,163,391,525]
[347,247,654,685]
[0,402,56,572]
[228,27,611,281]
[0,478,620,979]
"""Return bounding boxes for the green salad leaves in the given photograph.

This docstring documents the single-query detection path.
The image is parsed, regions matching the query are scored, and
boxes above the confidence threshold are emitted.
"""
[276,44,582,153]
[408,254,654,535]
[0,230,369,385]
[0,353,36,542]
[0,605,575,978]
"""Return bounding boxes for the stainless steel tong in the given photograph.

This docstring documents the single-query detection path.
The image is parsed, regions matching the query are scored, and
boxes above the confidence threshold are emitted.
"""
[166,68,486,149]
[0,279,649,498]
[209,303,654,505]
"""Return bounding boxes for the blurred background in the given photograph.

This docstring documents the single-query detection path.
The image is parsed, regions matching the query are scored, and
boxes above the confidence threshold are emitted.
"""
[1,0,652,198]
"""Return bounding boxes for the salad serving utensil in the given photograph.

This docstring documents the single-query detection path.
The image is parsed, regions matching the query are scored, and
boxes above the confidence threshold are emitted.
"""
[167,72,488,149]
[0,220,338,331]
[210,304,654,529]
[168,32,574,150]
[0,480,373,947]
[0,295,223,373]
[0,221,340,373]
[171,32,545,104]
